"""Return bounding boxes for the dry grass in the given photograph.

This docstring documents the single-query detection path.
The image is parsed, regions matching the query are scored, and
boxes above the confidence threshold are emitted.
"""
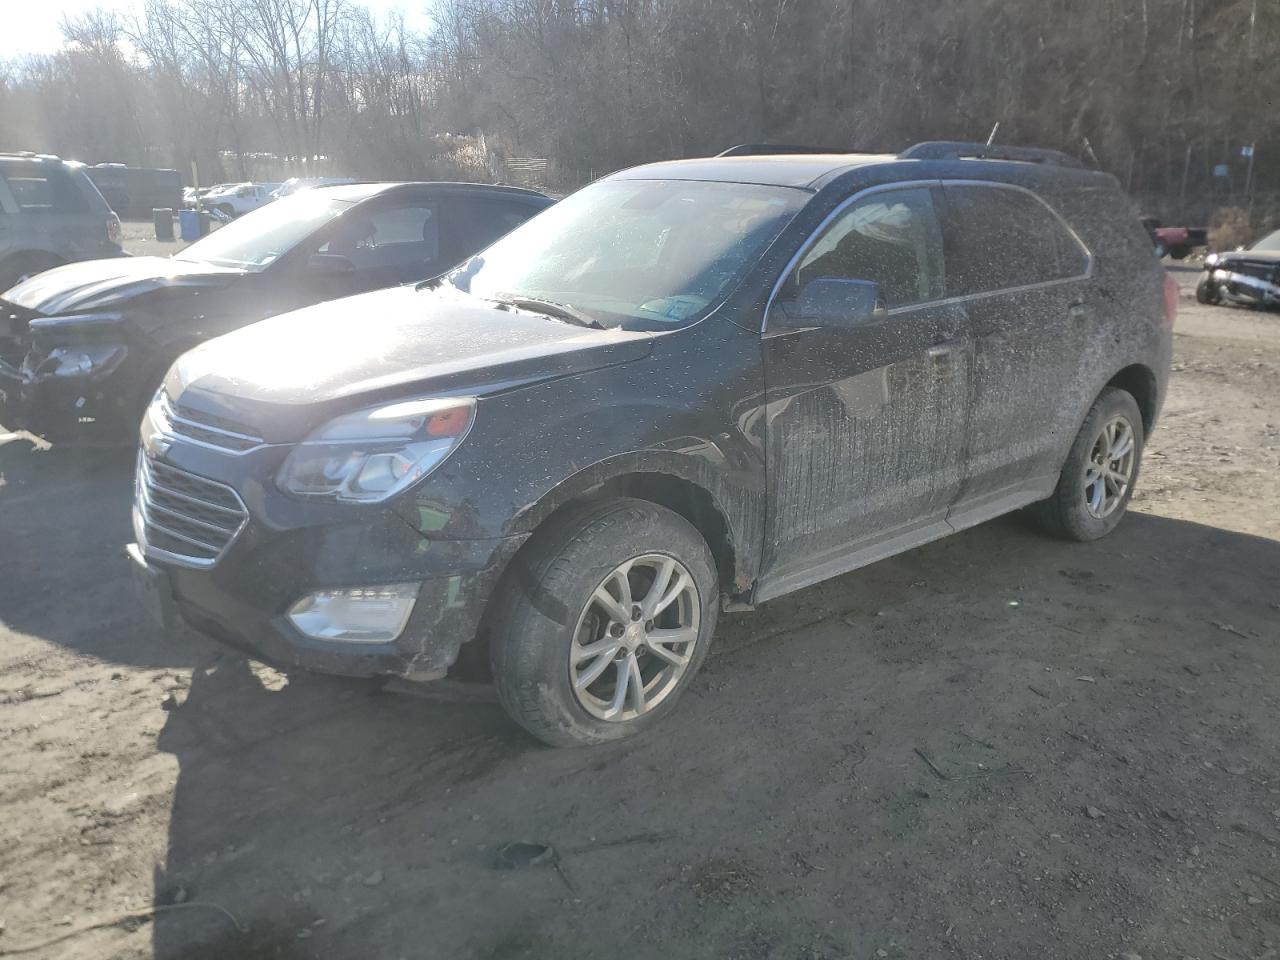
[1208,206,1254,251]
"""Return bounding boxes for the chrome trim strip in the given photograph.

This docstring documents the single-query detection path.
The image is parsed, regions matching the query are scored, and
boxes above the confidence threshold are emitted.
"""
[761,178,1095,335]
[143,463,244,517]
[139,490,239,536]
[157,392,265,455]
[139,510,224,553]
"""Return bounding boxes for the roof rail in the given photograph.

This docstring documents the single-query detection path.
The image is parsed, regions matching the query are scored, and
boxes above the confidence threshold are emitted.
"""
[716,143,845,158]
[900,141,1084,169]
[0,151,63,162]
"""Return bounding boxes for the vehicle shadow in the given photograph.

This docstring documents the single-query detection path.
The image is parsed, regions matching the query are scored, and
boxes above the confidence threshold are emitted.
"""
[150,511,1280,960]
[0,436,205,669]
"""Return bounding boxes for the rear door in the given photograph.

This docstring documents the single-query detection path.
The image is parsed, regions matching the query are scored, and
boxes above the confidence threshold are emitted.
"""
[759,184,972,598]
[938,182,1093,518]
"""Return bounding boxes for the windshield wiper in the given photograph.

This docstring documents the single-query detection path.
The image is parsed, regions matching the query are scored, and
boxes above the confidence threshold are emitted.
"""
[495,295,605,329]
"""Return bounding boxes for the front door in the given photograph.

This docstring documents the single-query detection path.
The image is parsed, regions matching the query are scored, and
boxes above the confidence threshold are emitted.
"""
[759,184,971,600]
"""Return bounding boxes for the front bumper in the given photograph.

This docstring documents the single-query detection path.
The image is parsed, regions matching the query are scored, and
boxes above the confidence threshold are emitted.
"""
[132,533,527,679]
[0,348,132,436]
[1210,268,1280,306]
[128,441,528,677]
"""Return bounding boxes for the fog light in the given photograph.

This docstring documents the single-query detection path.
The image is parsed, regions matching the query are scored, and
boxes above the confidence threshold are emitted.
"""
[287,583,419,642]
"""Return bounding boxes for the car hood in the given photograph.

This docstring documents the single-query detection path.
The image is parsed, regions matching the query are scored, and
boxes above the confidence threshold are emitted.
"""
[168,286,654,440]
[1218,250,1280,265]
[3,256,245,316]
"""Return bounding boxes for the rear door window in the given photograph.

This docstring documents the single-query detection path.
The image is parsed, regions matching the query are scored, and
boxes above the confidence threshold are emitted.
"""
[940,184,1089,297]
[0,161,89,214]
[321,203,441,275]
[440,196,542,263]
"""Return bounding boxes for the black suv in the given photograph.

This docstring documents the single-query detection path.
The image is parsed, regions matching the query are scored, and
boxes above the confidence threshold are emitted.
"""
[128,142,1175,746]
[0,182,552,437]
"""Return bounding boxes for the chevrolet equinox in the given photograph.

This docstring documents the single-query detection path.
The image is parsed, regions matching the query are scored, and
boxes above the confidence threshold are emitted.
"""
[128,142,1176,746]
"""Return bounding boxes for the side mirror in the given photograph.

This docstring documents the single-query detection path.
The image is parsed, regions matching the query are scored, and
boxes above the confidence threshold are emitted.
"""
[779,278,885,326]
[307,253,356,276]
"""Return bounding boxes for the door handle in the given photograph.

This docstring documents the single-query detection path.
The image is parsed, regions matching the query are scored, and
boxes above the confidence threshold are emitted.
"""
[926,339,962,360]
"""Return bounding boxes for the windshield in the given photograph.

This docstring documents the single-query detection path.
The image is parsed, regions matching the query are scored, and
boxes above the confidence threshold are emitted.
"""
[1249,230,1280,252]
[443,179,806,329]
[175,194,349,270]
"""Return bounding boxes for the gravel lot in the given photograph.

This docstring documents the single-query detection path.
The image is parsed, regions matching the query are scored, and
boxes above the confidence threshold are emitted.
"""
[0,261,1278,960]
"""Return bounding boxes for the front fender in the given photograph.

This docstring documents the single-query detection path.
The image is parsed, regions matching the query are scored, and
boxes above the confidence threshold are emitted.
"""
[396,319,768,584]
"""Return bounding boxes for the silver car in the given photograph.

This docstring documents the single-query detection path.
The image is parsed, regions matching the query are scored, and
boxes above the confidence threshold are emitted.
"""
[0,152,125,291]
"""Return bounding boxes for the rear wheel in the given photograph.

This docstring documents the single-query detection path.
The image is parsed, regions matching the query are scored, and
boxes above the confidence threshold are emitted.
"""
[1034,387,1144,541]
[489,498,718,747]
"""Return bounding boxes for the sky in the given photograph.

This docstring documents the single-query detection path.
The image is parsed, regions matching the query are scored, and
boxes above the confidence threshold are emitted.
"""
[3,0,430,57]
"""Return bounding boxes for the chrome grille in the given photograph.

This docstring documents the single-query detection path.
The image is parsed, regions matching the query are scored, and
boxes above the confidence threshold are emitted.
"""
[157,391,264,453]
[134,454,248,567]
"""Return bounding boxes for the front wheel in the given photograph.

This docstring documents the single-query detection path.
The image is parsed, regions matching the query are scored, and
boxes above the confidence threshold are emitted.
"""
[489,498,718,747]
[1034,387,1144,542]
[1196,276,1221,305]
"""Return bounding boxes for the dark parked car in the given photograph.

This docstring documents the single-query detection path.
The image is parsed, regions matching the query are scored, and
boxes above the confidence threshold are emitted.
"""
[0,153,124,292]
[1197,228,1280,309]
[0,181,552,437]
[127,141,1174,746]
[85,164,183,219]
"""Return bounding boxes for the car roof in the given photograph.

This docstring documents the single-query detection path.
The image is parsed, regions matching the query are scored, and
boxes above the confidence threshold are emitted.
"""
[608,154,899,190]
[308,181,552,202]
[606,143,1113,193]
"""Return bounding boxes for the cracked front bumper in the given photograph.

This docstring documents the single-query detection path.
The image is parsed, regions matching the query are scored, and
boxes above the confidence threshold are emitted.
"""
[132,522,528,679]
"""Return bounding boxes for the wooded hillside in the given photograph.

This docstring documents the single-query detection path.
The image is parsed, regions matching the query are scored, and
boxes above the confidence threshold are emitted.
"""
[1,0,1274,220]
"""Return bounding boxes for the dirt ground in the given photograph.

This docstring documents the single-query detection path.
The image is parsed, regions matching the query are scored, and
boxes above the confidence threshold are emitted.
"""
[1,262,1278,960]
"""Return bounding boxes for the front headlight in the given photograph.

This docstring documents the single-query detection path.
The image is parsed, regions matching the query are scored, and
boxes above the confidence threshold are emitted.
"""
[1204,253,1220,269]
[35,344,128,378]
[276,397,476,503]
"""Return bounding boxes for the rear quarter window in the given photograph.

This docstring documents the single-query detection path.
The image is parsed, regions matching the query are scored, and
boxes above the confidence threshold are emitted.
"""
[941,184,1089,297]
[0,161,91,214]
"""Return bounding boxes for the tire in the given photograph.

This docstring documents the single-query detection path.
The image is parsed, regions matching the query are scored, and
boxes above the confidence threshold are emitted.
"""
[1034,387,1144,542]
[489,497,719,747]
[1169,245,1190,260]
[1195,276,1221,305]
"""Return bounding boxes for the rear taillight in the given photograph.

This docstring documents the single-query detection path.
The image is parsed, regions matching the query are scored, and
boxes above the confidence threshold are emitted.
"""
[107,214,122,245]
[1162,271,1178,327]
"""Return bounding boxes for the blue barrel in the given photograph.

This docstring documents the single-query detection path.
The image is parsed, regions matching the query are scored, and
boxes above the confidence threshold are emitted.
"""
[178,209,202,242]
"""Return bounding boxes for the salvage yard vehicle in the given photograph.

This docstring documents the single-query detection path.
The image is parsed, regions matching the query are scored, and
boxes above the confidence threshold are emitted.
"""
[204,182,281,218]
[0,181,553,438]
[0,152,124,291]
[1197,229,1280,309]
[1140,215,1208,260]
[85,163,183,219]
[127,141,1174,746]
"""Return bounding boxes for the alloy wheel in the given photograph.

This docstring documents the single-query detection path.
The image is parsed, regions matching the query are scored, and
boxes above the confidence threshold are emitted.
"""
[569,554,700,721]
[1082,415,1136,519]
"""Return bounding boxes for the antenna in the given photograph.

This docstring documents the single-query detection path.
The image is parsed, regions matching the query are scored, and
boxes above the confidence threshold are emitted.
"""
[986,122,1000,147]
